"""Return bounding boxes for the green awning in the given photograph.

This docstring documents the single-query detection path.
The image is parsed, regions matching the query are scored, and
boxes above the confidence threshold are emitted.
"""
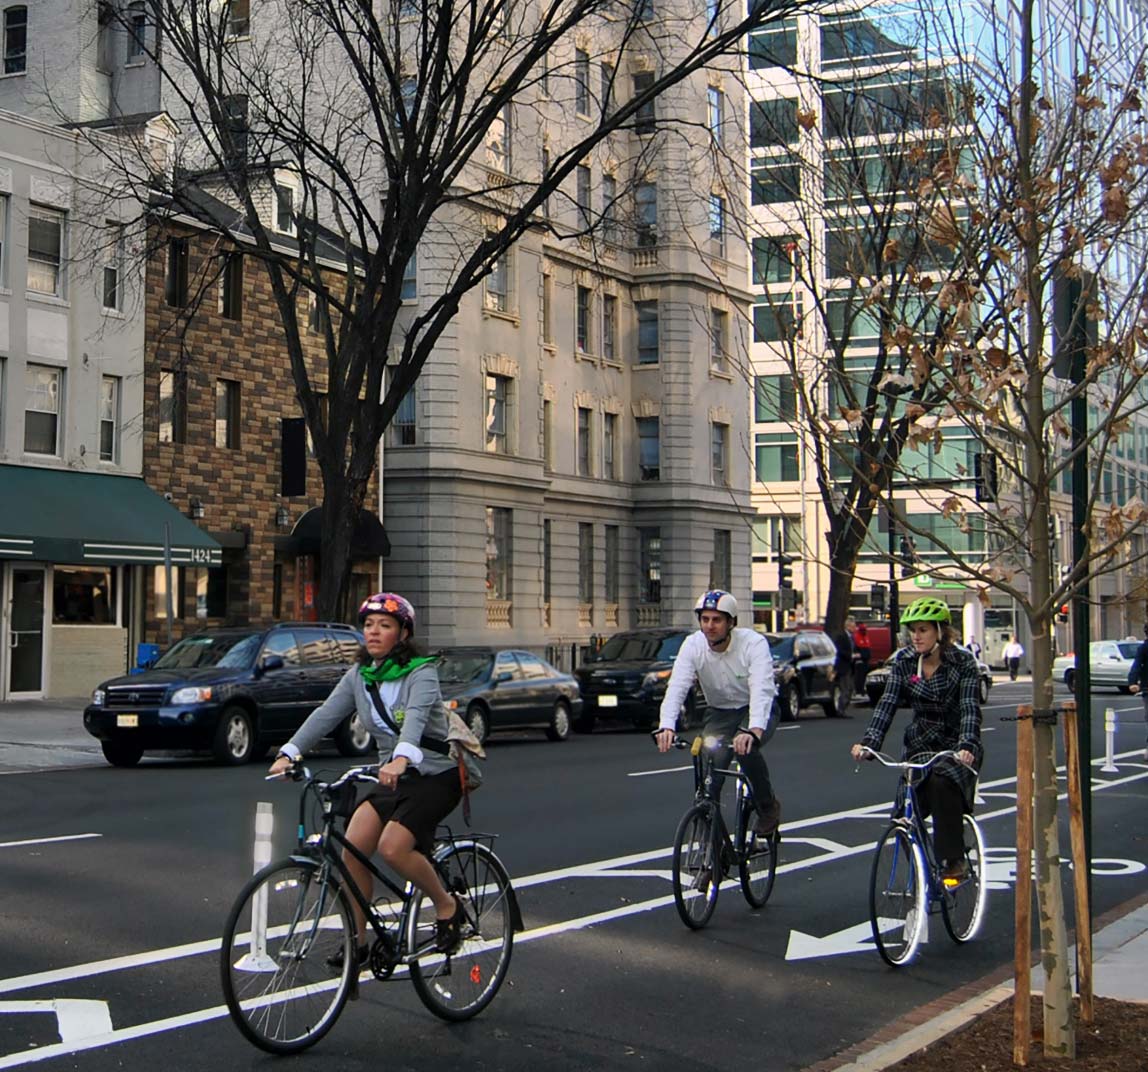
[0,464,222,566]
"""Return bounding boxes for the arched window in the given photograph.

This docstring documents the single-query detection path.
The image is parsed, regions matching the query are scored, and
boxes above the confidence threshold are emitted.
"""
[126,1,146,60]
[3,6,27,74]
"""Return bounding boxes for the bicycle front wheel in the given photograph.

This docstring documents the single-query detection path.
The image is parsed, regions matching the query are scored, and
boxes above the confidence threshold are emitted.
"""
[941,814,988,943]
[869,825,927,967]
[220,859,356,1054]
[736,804,778,909]
[408,841,515,1022]
[671,803,720,929]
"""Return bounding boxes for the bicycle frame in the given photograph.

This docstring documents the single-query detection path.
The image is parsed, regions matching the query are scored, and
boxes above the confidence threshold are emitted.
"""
[690,737,755,861]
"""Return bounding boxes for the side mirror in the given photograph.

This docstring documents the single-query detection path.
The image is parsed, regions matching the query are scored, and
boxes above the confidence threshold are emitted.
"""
[258,654,285,676]
[494,670,513,684]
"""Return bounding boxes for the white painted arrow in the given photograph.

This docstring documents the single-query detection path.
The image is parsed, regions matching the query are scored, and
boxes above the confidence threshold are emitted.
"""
[785,917,915,961]
[0,999,113,1043]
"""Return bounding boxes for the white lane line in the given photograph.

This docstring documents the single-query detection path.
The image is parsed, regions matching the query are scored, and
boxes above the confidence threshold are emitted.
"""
[627,765,692,778]
[0,834,101,850]
[0,1000,113,1043]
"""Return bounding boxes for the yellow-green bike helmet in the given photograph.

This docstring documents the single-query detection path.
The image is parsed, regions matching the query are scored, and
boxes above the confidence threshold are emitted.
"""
[900,597,951,625]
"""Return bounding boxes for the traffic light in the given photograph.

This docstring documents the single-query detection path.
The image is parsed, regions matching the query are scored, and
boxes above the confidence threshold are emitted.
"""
[870,584,887,614]
[899,535,916,578]
[778,552,794,589]
[974,452,999,503]
[1056,603,1070,624]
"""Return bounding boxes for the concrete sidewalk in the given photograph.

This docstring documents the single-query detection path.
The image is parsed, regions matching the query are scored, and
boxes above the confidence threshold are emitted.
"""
[0,697,103,772]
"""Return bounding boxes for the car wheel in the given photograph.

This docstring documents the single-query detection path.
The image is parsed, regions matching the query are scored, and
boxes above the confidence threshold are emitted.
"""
[547,700,572,742]
[822,680,849,718]
[101,739,143,767]
[784,681,802,722]
[978,678,990,705]
[1065,669,1076,692]
[335,713,373,757]
[466,703,489,746]
[213,705,256,765]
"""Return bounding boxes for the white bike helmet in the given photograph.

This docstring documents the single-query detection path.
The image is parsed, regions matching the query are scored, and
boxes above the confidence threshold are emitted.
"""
[694,590,738,621]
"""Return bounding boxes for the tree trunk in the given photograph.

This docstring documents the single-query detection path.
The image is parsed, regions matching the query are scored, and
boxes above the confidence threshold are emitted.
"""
[315,473,368,623]
[823,561,855,635]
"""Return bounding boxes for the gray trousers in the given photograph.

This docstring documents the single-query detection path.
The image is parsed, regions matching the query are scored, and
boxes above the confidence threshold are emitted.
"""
[703,705,776,814]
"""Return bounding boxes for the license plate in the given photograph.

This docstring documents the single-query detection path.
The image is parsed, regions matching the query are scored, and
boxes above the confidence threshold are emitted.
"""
[116,714,139,728]
[598,694,618,708]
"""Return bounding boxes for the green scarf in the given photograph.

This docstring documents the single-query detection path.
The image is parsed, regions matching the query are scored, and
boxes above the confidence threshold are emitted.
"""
[359,656,436,685]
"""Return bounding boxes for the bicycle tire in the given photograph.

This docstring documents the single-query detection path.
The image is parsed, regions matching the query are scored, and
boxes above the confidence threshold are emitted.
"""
[869,825,927,967]
[671,803,720,929]
[736,804,778,909]
[408,841,515,1022]
[220,858,356,1054]
[941,815,988,943]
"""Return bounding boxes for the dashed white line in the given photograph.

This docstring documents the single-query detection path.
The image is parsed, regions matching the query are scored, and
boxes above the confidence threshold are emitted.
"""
[0,834,101,850]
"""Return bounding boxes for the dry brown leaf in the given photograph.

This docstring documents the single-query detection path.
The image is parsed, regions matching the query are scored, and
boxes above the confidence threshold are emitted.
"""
[797,108,818,131]
[1102,186,1129,223]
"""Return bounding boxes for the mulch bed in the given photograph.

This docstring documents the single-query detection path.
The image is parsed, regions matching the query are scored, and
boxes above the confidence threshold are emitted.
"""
[887,996,1148,1071]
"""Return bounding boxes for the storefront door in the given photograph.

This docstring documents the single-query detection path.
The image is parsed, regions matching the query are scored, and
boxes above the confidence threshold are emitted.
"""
[3,565,47,698]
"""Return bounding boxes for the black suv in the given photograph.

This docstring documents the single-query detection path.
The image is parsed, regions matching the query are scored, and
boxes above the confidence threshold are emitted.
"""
[573,629,703,732]
[83,623,368,767]
[769,630,848,721]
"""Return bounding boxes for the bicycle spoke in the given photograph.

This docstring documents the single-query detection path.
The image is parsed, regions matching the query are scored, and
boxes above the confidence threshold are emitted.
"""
[869,826,926,967]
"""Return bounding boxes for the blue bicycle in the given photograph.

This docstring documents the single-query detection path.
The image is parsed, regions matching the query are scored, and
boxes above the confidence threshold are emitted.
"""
[858,748,988,967]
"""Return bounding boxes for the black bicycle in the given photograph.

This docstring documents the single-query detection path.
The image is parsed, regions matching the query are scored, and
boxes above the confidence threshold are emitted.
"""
[220,764,522,1054]
[666,735,779,929]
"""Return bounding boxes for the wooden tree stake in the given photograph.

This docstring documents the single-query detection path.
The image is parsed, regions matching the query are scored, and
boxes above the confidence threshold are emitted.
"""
[1062,701,1094,1024]
[1014,705,1035,1066]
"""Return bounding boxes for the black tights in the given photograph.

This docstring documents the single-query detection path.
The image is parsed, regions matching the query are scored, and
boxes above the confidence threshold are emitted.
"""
[919,774,966,866]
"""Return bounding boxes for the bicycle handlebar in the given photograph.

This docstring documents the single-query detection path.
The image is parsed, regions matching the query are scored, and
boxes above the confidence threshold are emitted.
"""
[855,746,964,770]
[651,731,761,752]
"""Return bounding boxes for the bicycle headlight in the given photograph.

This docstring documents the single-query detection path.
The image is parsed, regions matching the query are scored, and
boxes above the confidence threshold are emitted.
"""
[171,686,213,704]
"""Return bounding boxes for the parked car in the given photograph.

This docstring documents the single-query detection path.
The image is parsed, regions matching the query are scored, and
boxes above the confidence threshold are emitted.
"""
[1052,640,1141,692]
[573,629,702,732]
[437,648,582,743]
[83,623,369,767]
[769,630,848,721]
[864,645,993,706]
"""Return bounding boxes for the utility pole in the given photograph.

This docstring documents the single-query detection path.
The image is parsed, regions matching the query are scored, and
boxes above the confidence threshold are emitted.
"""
[886,504,900,639]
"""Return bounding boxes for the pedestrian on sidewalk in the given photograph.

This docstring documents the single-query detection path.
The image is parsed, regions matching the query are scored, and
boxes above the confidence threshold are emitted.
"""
[1126,624,1148,760]
[1002,636,1024,680]
[966,635,982,661]
[850,618,872,696]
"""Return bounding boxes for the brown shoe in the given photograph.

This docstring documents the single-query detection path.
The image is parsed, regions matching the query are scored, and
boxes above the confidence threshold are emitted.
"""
[434,896,466,954]
[942,860,970,886]
[754,797,781,837]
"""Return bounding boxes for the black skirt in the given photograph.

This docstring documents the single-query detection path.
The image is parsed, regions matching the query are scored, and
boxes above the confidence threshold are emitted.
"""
[359,768,462,856]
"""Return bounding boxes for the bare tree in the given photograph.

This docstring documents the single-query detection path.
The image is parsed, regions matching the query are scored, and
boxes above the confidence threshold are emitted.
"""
[79,0,817,618]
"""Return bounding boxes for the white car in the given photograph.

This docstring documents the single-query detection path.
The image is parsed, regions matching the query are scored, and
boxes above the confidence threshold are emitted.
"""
[1052,640,1141,692]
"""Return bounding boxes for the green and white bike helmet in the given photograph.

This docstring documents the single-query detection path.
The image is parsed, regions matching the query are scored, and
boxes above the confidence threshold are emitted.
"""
[900,597,951,625]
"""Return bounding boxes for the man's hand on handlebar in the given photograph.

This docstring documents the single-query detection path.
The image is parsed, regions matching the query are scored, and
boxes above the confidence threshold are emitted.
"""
[267,753,297,778]
[655,728,676,753]
[733,728,762,756]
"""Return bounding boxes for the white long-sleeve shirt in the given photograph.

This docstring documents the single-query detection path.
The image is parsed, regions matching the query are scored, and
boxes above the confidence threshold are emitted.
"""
[658,628,776,732]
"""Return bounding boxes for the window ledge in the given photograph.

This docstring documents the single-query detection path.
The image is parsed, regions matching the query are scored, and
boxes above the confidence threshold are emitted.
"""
[575,348,597,364]
[542,343,557,356]
[0,287,11,297]
[632,362,660,370]
[709,367,733,381]
[101,308,126,320]
[0,71,27,81]
[482,306,520,327]
[26,293,70,308]
[123,60,147,69]
[602,359,623,371]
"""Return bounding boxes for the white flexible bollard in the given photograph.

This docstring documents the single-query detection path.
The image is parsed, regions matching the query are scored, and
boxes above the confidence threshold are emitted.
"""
[1101,708,1119,773]
[235,801,277,972]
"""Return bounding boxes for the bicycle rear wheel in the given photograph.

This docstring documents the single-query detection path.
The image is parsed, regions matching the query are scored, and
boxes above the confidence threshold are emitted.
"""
[671,803,720,929]
[869,825,927,967]
[220,859,356,1054]
[941,815,988,943]
[408,841,515,1021]
[736,804,778,909]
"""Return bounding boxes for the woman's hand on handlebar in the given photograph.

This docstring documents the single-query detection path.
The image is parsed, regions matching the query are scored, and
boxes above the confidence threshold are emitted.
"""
[955,748,975,767]
[851,743,872,762]
[655,728,676,753]
[378,756,409,788]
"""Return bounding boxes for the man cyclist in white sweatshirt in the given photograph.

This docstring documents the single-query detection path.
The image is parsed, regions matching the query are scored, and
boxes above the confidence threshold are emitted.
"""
[655,590,781,836]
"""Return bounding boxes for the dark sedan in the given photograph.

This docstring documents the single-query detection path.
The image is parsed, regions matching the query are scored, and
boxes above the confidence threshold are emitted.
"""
[437,648,582,743]
[769,629,848,721]
[864,646,993,706]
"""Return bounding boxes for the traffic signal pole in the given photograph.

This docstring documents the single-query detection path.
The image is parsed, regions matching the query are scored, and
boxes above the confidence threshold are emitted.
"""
[887,506,900,638]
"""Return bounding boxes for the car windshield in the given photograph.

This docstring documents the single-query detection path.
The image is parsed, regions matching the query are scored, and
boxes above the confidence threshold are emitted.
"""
[594,633,686,662]
[765,635,794,661]
[153,633,262,669]
[1118,643,1140,659]
[437,653,493,684]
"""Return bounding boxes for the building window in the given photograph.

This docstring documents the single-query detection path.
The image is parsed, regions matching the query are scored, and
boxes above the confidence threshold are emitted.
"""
[575,49,590,114]
[165,236,189,307]
[577,406,592,476]
[576,286,592,352]
[224,0,249,35]
[393,385,416,445]
[27,205,64,296]
[602,174,618,243]
[99,375,120,462]
[540,50,549,96]
[307,291,327,335]
[542,398,554,469]
[24,364,61,456]
[755,433,800,481]
[578,523,594,603]
[605,525,619,603]
[639,526,661,604]
[637,417,660,480]
[543,518,552,604]
[710,309,728,371]
[486,103,511,172]
[633,71,655,134]
[401,249,417,300]
[602,294,617,362]
[485,373,510,454]
[708,194,726,256]
[0,194,8,287]
[541,144,551,218]
[576,164,592,229]
[707,86,723,144]
[600,61,614,113]
[126,1,145,59]
[636,300,659,364]
[749,18,797,69]
[754,374,797,422]
[222,93,249,165]
[711,529,731,590]
[751,159,801,205]
[753,515,802,560]
[159,369,188,444]
[705,0,720,34]
[542,272,553,343]
[53,566,114,624]
[711,422,729,485]
[752,234,799,284]
[603,411,617,478]
[275,183,296,234]
[102,223,123,310]
[750,97,799,148]
[753,294,803,343]
[221,253,243,320]
[272,563,283,618]
[215,378,241,449]
[3,5,26,73]
[484,242,510,312]
[485,506,512,601]
[635,181,657,246]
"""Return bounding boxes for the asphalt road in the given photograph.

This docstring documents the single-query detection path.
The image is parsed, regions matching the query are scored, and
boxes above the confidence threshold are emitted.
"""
[2,680,1147,1072]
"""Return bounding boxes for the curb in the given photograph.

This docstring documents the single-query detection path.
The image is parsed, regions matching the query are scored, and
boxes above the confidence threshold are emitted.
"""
[802,887,1148,1072]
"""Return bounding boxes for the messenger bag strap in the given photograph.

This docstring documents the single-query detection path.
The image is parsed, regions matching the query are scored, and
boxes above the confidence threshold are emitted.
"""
[365,682,402,734]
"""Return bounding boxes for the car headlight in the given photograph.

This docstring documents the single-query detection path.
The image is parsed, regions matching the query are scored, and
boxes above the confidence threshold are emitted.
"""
[642,669,672,688]
[171,686,213,705]
[91,688,105,706]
